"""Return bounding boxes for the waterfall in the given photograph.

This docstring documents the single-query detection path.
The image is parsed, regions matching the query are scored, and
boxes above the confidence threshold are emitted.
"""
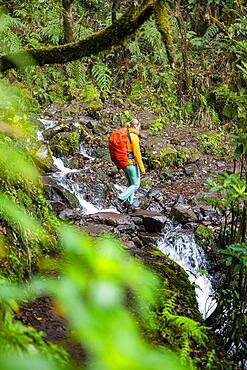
[37,116,216,318]
[157,220,216,319]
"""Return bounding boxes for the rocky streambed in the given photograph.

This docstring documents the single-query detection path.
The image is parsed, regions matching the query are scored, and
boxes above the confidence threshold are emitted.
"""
[31,104,232,322]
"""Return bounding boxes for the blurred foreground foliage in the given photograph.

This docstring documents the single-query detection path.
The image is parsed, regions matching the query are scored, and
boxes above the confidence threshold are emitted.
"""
[0,68,209,370]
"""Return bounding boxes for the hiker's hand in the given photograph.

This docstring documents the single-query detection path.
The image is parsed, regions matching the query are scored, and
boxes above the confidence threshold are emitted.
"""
[118,168,123,175]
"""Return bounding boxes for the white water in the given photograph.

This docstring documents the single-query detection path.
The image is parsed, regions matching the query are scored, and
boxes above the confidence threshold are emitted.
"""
[78,143,95,160]
[52,155,117,214]
[37,117,215,317]
[39,118,56,130]
[157,220,216,318]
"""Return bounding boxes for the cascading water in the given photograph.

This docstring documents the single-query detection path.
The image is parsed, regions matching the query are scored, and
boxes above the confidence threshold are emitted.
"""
[38,116,216,318]
[157,219,216,319]
[52,156,100,214]
[38,118,117,214]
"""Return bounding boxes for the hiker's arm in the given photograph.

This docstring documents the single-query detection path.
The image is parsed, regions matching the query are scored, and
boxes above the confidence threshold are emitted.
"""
[131,134,145,173]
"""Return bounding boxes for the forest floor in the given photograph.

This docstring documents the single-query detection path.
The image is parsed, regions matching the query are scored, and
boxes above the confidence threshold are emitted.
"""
[15,297,86,366]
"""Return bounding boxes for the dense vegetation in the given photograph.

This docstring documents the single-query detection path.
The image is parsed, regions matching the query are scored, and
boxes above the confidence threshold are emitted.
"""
[0,0,246,369]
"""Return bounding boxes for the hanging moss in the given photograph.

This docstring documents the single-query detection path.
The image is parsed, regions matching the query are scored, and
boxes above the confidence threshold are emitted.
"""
[154,0,176,68]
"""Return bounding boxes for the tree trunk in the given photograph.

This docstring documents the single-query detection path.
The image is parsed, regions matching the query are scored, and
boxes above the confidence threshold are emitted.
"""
[62,0,75,44]
[191,0,209,36]
[112,0,121,23]
[154,0,175,69]
[174,0,191,94]
[0,0,155,72]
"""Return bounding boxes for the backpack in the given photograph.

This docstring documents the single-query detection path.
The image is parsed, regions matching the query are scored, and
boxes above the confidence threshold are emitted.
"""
[108,127,132,169]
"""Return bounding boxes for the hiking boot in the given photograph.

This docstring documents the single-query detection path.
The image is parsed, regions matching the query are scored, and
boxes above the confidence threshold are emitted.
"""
[127,204,136,214]
[111,198,126,213]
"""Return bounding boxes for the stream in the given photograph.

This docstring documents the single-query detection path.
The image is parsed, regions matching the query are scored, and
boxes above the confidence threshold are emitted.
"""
[38,118,216,319]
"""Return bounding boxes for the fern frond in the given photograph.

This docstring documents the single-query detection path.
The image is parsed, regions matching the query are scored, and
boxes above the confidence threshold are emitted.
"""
[66,60,87,88]
[170,316,208,345]
[128,41,143,65]
[180,335,194,369]
[203,25,220,40]
[92,63,112,92]
[0,13,22,54]
[40,8,63,45]
[140,20,161,50]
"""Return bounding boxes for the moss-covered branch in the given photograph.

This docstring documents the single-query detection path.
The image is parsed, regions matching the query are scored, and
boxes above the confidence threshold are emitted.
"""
[154,0,175,69]
[0,0,155,72]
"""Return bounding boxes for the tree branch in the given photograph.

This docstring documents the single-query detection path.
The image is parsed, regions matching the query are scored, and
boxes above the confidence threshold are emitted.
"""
[0,0,155,72]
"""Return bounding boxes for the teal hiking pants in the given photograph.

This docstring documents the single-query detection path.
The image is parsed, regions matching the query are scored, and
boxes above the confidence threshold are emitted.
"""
[118,164,140,205]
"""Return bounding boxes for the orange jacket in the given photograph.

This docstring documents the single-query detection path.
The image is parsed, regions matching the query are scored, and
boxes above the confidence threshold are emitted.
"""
[127,128,145,173]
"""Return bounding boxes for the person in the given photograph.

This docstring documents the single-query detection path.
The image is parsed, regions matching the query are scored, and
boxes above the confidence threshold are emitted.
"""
[112,118,145,213]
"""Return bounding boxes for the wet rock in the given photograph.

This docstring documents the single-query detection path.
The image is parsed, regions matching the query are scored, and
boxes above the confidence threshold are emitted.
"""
[122,240,136,249]
[116,224,135,234]
[148,189,164,203]
[50,201,66,213]
[143,215,166,233]
[131,236,143,248]
[42,120,83,141]
[138,232,160,244]
[171,204,198,224]
[131,217,143,226]
[86,212,134,228]
[43,176,79,209]
[131,210,167,233]
[82,223,114,236]
[184,164,195,177]
[59,208,81,221]
[69,170,115,209]
[145,202,164,213]
[31,142,53,171]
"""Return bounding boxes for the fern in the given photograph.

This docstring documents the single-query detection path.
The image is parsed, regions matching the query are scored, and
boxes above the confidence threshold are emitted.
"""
[169,315,208,346]
[128,41,144,65]
[180,335,194,370]
[140,20,161,50]
[92,63,112,92]
[203,25,220,40]
[66,60,87,88]
[40,10,63,45]
[0,13,22,54]
[157,285,208,368]
[205,350,217,370]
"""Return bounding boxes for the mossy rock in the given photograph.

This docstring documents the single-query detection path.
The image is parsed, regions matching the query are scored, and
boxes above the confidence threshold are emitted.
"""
[147,143,201,170]
[130,243,201,322]
[194,225,216,247]
[31,142,53,171]
[176,146,201,167]
[50,132,80,157]
[148,144,177,169]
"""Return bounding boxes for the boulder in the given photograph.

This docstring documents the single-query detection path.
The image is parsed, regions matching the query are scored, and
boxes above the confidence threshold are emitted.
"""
[42,176,79,209]
[171,204,198,224]
[31,142,53,171]
[86,212,134,227]
[131,210,167,233]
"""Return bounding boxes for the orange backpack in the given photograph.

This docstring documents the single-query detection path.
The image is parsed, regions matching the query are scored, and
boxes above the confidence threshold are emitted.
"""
[108,127,132,169]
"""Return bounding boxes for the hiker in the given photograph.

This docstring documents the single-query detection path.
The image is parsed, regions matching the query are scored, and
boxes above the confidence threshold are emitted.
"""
[111,118,145,213]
